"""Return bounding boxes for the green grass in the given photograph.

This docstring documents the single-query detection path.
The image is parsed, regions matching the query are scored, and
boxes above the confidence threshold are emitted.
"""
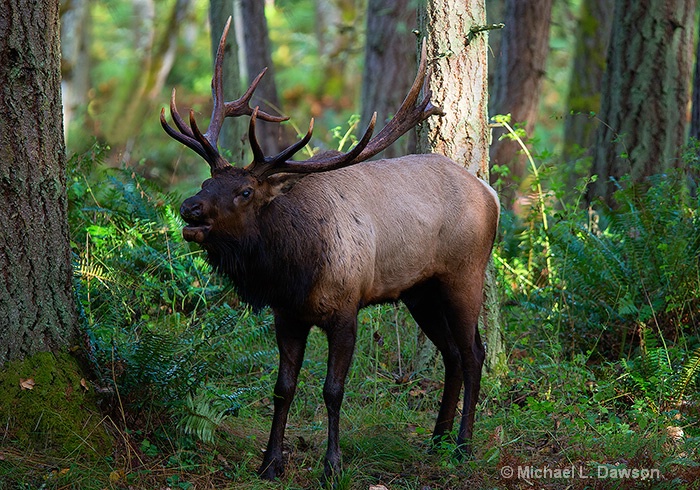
[3,303,700,488]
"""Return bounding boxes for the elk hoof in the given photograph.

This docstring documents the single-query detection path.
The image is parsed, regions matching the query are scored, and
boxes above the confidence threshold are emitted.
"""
[454,441,474,462]
[322,455,342,487]
[258,456,284,480]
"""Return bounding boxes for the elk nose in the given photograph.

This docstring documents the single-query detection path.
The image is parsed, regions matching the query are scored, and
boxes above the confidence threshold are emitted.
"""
[180,200,203,222]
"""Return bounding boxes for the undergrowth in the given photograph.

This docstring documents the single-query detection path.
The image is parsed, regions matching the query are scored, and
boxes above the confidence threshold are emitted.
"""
[2,140,700,489]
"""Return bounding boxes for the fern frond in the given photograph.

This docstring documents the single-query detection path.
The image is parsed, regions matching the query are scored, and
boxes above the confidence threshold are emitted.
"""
[673,347,700,401]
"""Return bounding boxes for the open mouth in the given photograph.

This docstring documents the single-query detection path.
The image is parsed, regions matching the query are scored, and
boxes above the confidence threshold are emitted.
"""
[182,223,212,243]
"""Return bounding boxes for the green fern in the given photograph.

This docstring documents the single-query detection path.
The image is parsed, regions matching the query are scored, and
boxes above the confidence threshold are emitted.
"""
[673,347,700,402]
[177,392,229,443]
[536,168,700,355]
[68,146,278,443]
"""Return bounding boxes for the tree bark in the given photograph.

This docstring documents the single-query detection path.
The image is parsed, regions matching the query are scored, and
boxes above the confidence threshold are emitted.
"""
[210,0,246,162]
[689,11,700,141]
[239,0,288,155]
[562,0,613,167]
[0,0,78,365]
[589,0,696,205]
[360,0,417,159]
[417,0,505,375]
[489,0,553,208]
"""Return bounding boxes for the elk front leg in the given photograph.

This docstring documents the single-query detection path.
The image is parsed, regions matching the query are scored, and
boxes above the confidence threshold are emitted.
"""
[321,313,358,481]
[259,316,310,480]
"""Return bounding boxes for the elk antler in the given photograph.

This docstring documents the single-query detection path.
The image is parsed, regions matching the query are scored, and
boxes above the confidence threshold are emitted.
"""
[245,38,443,179]
[246,109,377,179]
[160,16,287,171]
[354,39,445,161]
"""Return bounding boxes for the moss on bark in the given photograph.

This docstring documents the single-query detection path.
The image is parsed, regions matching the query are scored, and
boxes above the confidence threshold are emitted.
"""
[0,351,112,460]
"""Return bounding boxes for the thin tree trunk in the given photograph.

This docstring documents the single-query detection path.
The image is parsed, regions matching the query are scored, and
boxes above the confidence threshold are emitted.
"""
[0,0,78,365]
[689,12,700,142]
[562,0,613,183]
[489,0,552,208]
[417,0,505,375]
[105,0,192,149]
[104,0,154,144]
[313,0,361,98]
[485,0,504,95]
[60,0,91,143]
[360,0,417,159]
[239,0,288,155]
[210,0,245,162]
[589,0,695,205]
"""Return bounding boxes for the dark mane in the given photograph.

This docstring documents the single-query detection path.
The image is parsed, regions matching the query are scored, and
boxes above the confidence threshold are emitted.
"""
[203,198,324,311]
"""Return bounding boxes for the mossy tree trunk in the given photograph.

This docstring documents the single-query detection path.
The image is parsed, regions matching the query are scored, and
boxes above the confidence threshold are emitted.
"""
[360,0,418,159]
[416,0,505,375]
[589,0,695,205]
[0,0,79,366]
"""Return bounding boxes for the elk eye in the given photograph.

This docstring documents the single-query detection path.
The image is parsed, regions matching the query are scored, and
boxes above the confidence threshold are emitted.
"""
[241,189,252,199]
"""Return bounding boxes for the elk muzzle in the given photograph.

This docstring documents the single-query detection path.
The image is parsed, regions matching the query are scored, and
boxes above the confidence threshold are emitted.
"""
[180,198,212,243]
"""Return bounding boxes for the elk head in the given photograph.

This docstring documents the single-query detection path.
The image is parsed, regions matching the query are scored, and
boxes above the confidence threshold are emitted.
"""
[161,17,443,245]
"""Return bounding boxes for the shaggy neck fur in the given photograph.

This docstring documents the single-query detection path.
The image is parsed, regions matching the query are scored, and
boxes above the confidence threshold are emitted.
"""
[202,195,323,311]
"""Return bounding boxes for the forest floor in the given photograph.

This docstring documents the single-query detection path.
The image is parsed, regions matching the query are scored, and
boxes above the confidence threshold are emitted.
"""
[2,310,700,490]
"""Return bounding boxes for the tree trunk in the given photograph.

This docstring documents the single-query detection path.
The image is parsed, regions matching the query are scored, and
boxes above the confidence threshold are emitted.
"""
[417,0,505,375]
[489,0,553,208]
[562,0,613,171]
[104,0,155,145]
[0,0,78,365]
[689,11,700,142]
[60,0,91,144]
[239,0,288,155]
[589,0,695,205]
[360,0,417,159]
[485,0,504,95]
[210,0,246,163]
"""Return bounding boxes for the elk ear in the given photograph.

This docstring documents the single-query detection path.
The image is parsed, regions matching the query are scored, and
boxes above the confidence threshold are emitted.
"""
[264,173,306,202]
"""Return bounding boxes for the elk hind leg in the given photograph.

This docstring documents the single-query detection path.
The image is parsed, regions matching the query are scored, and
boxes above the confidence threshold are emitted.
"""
[402,282,462,446]
[442,282,486,458]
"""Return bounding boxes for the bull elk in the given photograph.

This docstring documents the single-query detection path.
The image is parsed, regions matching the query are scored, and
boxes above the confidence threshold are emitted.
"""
[161,18,500,481]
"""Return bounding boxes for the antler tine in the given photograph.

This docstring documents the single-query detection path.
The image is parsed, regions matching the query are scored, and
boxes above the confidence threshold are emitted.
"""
[203,18,285,142]
[224,68,289,123]
[189,109,229,170]
[245,37,440,180]
[249,113,377,179]
[353,38,444,162]
[162,16,289,172]
[203,16,232,152]
[246,107,315,178]
[248,107,268,164]
[160,90,208,161]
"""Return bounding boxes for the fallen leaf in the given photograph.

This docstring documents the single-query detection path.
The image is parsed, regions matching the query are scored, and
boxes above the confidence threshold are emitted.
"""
[370,485,389,490]
[19,378,35,390]
[80,378,89,391]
